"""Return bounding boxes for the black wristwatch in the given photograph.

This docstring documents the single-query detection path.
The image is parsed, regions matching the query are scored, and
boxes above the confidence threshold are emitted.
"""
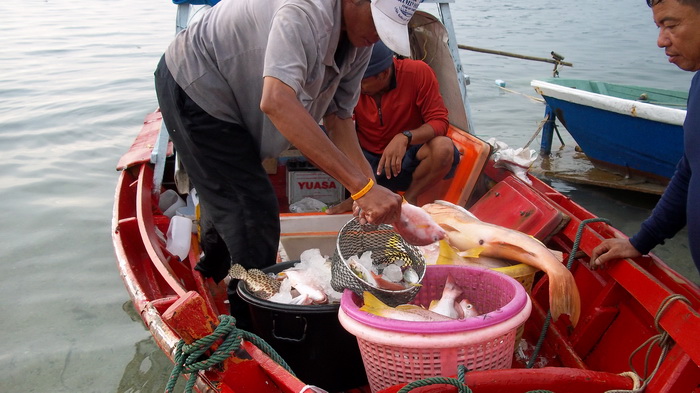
[402,130,413,145]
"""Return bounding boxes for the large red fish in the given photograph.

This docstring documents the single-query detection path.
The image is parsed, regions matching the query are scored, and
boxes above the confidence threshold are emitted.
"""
[423,200,581,326]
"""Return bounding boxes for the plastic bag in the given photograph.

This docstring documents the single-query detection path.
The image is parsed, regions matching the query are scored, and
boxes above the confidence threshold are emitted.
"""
[289,197,328,213]
[486,138,538,185]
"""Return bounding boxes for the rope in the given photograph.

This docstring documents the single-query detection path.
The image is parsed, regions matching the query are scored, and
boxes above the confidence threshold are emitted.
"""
[602,294,692,393]
[397,365,472,393]
[622,294,693,392]
[523,114,549,149]
[395,365,555,393]
[526,217,611,368]
[496,85,545,103]
[604,371,644,393]
[165,314,296,393]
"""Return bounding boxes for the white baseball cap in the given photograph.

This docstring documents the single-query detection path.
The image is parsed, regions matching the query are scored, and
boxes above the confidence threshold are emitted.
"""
[370,0,421,57]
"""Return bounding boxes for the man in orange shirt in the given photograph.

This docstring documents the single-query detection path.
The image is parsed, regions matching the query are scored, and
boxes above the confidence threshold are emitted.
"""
[352,40,459,205]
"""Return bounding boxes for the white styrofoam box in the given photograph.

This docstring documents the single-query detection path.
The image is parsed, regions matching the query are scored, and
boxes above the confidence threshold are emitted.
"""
[287,170,345,205]
[278,212,352,261]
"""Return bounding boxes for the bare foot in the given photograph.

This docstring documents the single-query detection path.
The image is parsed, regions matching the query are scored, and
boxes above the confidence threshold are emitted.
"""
[326,197,353,214]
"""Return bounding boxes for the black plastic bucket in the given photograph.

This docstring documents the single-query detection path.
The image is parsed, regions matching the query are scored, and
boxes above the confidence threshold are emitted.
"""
[236,261,368,391]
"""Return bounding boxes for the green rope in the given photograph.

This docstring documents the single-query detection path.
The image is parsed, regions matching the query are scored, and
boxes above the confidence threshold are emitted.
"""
[526,217,611,369]
[397,365,472,393]
[395,365,555,392]
[165,314,296,393]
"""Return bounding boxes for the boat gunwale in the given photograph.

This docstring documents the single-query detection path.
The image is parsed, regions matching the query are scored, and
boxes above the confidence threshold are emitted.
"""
[531,79,687,126]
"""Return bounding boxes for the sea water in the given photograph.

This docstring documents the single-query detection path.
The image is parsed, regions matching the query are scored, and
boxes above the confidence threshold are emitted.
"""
[0,1,697,392]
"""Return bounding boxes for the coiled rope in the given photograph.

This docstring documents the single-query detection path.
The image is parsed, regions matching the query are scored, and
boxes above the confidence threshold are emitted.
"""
[616,293,694,393]
[602,293,696,393]
[165,314,295,393]
[526,217,611,368]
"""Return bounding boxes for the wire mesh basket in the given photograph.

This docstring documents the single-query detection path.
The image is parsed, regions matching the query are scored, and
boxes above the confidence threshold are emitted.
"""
[331,218,426,306]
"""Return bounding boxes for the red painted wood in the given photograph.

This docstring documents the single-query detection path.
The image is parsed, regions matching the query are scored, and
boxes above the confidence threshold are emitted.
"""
[376,368,632,393]
[162,291,219,345]
[116,111,173,170]
[469,175,566,240]
[242,341,306,393]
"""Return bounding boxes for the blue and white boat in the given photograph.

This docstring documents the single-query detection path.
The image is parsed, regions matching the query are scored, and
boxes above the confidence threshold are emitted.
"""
[531,78,687,186]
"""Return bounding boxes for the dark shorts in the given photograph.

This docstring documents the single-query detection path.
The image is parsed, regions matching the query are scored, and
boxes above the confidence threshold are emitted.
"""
[362,142,460,192]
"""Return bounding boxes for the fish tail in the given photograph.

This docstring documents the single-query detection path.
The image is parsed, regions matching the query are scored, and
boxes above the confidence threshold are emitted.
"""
[443,274,463,298]
[547,266,581,327]
[360,291,391,315]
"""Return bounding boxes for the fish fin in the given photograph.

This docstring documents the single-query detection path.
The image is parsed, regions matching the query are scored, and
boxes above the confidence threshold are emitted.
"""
[434,200,479,219]
[428,300,439,310]
[436,240,464,265]
[490,242,537,259]
[549,249,564,263]
[360,291,390,315]
[438,223,460,233]
[456,247,485,259]
[396,304,426,311]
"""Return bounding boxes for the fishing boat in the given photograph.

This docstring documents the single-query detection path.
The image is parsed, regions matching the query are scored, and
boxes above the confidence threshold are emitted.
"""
[531,78,688,187]
[112,2,700,392]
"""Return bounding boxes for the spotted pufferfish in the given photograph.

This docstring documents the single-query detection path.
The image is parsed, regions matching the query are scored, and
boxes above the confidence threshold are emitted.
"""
[228,264,281,299]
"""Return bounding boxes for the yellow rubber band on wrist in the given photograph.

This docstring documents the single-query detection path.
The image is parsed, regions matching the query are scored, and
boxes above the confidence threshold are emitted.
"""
[351,178,374,200]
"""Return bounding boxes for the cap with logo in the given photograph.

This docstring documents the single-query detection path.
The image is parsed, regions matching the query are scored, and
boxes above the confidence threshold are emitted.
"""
[370,0,421,57]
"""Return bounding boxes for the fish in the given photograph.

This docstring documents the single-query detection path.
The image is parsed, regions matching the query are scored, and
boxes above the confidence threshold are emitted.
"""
[347,255,379,287]
[360,291,455,322]
[370,272,407,291]
[428,274,463,318]
[403,267,420,284]
[456,299,480,319]
[422,200,581,326]
[392,201,446,246]
[228,263,281,299]
[280,269,328,304]
[435,239,515,268]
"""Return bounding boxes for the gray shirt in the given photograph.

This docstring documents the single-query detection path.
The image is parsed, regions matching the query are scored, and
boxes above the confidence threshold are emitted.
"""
[165,0,371,159]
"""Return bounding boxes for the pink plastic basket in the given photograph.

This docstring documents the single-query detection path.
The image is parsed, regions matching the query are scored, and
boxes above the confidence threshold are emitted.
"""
[338,265,532,393]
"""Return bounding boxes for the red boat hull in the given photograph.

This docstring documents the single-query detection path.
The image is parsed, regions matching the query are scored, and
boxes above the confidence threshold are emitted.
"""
[113,110,700,393]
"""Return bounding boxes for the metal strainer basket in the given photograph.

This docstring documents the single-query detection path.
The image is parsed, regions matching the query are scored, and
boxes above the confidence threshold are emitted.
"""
[331,218,426,306]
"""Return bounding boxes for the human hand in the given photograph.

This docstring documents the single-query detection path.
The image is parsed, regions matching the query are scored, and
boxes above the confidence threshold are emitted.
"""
[353,185,402,225]
[377,135,408,179]
[590,235,641,270]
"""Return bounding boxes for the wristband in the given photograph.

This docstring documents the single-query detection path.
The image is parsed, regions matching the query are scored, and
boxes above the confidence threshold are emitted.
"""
[351,178,374,200]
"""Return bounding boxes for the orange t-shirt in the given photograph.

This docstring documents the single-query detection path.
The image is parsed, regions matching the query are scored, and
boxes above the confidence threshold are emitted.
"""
[354,58,449,155]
